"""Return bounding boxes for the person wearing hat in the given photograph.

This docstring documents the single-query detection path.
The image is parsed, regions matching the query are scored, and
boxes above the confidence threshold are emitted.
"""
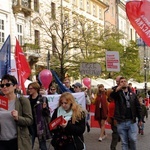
[73,82,91,132]
[72,82,82,92]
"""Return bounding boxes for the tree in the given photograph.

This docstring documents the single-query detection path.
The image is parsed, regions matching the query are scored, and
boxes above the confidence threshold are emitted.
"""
[120,40,143,82]
[31,3,132,81]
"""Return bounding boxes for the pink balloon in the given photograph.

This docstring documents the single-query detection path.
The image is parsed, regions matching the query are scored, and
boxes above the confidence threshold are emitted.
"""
[82,78,91,89]
[39,69,53,89]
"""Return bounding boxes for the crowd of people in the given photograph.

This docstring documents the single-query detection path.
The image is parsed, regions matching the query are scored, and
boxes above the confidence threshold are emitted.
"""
[0,74,149,150]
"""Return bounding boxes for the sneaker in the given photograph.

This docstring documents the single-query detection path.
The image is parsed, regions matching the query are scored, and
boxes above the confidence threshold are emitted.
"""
[98,137,102,142]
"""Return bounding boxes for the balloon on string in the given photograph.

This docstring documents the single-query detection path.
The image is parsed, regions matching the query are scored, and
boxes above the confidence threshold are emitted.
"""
[82,77,91,89]
[38,69,53,89]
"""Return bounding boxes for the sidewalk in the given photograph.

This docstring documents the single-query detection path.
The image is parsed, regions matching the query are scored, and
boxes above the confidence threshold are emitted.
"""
[34,112,150,150]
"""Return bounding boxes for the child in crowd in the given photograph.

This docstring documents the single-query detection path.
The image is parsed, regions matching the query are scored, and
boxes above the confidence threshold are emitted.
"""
[138,96,148,135]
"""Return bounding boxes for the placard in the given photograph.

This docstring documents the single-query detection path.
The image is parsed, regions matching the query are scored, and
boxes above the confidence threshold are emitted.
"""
[0,95,8,110]
[106,51,120,72]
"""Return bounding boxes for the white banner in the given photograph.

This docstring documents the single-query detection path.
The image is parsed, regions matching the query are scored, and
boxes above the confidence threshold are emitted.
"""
[25,92,86,116]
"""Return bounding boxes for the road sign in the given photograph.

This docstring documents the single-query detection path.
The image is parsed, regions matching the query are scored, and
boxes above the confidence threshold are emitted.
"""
[80,62,101,76]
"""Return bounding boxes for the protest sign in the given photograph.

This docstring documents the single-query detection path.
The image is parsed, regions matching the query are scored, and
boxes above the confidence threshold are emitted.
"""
[49,115,66,130]
[0,95,8,110]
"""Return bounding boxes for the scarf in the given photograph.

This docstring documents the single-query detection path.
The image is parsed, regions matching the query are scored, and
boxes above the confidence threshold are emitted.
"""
[57,106,73,121]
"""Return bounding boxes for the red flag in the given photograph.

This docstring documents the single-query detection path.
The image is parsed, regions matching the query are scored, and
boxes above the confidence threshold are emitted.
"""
[15,39,31,94]
[126,0,150,46]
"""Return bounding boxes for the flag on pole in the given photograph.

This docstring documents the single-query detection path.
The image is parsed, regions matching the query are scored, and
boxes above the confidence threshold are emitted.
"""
[0,35,11,78]
[126,0,150,46]
[51,70,72,93]
[15,39,31,94]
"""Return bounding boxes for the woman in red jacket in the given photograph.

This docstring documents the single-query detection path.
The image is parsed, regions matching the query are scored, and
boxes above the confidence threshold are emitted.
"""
[94,84,108,142]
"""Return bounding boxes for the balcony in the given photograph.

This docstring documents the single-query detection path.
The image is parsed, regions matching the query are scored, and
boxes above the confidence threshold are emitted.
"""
[12,0,32,17]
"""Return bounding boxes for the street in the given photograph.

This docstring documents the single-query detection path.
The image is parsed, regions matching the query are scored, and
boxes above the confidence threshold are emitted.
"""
[34,111,150,150]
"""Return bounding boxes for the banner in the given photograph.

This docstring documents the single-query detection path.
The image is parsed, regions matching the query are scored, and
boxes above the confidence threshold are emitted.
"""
[43,92,86,115]
[126,0,150,46]
[15,39,31,94]
[25,92,111,129]
[0,95,8,110]
[0,35,11,78]
[106,51,120,72]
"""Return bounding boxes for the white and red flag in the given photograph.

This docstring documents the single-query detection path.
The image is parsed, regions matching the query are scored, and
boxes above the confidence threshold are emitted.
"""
[15,39,31,94]
[126,0,150,46]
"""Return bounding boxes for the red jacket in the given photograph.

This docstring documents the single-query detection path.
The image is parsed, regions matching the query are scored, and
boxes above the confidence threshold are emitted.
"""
[94,93,108,120]
[108,101,115,118]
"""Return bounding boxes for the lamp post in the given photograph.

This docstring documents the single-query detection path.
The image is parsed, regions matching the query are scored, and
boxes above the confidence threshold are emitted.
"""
[47,50,50,70]
[137,38,148,97]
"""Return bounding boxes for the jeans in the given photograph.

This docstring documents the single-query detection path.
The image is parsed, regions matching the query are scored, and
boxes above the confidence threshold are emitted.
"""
[117,120,138,150]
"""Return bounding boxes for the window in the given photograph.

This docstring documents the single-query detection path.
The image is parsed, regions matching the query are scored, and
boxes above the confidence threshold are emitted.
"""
[0,19,5,43]
[86,0,90,13]
[51,2,56,19]
[73,0,76,5]
[99,8,102,19]
[111,6,114,17]
[80,0,84,9]
[34,0,39,12]
[34,30,40,46]
[17,24,23,45]
[93,4,96,16]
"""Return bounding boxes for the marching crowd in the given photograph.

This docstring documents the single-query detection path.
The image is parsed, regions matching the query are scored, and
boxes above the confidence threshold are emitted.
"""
[0,74,149,150]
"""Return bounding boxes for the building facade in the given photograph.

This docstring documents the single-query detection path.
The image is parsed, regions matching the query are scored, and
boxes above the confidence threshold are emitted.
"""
[0,0,138,79]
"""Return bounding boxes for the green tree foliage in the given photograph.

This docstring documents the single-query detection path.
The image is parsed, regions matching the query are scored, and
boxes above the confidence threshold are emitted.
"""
[120,40,143,82]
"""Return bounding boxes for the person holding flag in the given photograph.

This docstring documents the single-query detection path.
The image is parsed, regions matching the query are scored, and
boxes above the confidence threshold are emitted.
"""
[0,74,33,150]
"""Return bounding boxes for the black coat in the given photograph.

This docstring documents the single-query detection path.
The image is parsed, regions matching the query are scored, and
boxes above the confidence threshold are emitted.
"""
[110,89,142,123]
[51,108,86,150]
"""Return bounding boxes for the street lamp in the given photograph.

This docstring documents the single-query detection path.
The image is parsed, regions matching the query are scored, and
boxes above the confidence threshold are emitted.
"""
[137,38,148,97]
[47,50,50,70]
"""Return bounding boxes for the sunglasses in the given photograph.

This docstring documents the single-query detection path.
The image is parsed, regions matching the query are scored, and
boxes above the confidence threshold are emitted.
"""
[0,83,14,88]
[50,89,56,91]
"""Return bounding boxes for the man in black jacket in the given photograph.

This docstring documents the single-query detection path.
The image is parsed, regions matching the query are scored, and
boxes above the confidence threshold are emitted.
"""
[110,76,142,150]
